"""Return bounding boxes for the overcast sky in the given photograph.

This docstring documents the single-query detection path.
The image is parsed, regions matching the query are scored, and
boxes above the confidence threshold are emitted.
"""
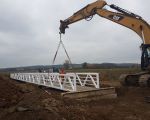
[0,0,150,68]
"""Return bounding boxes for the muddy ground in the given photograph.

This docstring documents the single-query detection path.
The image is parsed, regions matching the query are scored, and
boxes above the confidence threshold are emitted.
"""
[0,73,150,120]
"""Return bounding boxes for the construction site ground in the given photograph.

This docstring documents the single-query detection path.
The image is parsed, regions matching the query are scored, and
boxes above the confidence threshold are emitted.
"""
[0,71,150,120]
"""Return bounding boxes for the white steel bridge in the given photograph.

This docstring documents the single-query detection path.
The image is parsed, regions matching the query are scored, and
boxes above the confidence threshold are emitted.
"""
[10,73,100,92]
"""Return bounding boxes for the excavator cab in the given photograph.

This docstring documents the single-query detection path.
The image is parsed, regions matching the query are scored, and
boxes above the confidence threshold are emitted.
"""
[141,44,150,70]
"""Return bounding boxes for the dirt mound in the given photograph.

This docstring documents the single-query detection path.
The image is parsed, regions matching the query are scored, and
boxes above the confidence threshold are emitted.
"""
[0,73,150,120]
[0,74,22,108]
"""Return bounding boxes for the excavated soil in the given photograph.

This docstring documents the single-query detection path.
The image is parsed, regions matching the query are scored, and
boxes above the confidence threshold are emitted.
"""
[0,73,150,120]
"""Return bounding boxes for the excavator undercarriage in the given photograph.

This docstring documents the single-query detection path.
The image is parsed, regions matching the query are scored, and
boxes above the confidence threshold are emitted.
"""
[120,72,150,87]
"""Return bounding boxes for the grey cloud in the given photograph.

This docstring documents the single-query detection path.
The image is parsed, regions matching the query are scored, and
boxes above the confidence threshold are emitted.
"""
[0,0,149,68]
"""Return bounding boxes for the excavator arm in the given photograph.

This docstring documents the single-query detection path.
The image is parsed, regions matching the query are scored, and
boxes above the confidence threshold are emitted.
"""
[60,0,107,34]
[60,0,150,70]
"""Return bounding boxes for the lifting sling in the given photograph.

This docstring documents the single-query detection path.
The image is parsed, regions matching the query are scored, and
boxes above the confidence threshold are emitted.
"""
[52,33,73,68]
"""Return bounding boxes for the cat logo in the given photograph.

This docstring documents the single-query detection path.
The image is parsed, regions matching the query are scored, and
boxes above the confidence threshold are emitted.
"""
[108,15,124,21]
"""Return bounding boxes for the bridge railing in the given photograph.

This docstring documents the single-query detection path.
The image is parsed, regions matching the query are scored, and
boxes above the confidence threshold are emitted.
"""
[67,73,99,89]
[10,72,100,92]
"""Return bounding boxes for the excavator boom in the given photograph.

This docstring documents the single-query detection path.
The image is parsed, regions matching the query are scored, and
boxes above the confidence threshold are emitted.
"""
[60,0,150,44]
[60,0,107,34]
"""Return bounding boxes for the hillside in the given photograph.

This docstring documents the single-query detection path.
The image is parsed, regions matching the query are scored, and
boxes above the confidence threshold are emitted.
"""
[0,63,140,73]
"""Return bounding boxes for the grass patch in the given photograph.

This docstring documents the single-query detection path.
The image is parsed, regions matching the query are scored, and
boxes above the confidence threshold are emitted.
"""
[67,68,141,81]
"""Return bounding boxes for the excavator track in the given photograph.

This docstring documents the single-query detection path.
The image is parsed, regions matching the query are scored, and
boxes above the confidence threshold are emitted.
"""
[120,72,150,87]
[139,74,150,87]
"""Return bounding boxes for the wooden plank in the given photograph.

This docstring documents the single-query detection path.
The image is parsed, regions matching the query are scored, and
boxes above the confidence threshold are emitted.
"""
[76,85,98,91]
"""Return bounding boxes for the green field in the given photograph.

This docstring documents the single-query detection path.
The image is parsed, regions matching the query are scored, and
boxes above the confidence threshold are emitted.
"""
[67,68,141,81]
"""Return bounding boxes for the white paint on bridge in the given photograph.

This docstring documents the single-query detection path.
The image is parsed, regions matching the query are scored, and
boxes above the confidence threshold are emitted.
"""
[10,73,100,92]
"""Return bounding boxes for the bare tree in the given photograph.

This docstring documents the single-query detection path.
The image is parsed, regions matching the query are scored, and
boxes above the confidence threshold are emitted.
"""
[63,60,70,69]
[82,62,88,69]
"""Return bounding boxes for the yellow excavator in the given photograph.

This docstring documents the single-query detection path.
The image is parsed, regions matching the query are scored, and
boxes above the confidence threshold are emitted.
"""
[59,0,150,87]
